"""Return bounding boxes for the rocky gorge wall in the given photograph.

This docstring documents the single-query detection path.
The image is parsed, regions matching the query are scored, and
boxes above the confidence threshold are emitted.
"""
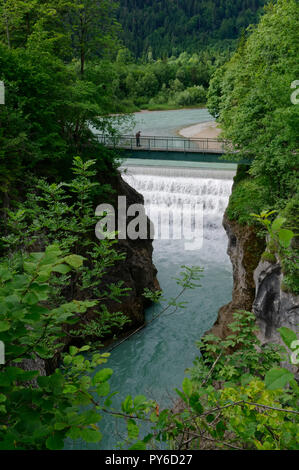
[207,211,265,339]
[209,208,299,371]
[101,173,160,329]
[253,259,299,372]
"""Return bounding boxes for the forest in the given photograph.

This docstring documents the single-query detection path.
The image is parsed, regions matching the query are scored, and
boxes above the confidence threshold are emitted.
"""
[117,0,268,57]
[100,50,228,112]
[0,0,298,452]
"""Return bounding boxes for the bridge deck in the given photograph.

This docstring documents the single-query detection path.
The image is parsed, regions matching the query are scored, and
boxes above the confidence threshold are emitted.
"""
[96,134,251,164]
[97,134,226,154]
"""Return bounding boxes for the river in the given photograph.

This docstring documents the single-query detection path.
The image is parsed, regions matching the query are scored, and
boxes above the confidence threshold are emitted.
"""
[68,108,235,450]
[120,107,214,137]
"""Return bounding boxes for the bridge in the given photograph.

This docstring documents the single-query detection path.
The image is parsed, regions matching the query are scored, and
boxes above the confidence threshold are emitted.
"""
[96,134,250,164]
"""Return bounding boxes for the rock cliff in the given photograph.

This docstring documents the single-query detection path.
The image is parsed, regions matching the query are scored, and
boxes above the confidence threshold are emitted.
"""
[208,211,265,339]
[253,259,299,372]
[101,173,160,329]
[209,208,299,368]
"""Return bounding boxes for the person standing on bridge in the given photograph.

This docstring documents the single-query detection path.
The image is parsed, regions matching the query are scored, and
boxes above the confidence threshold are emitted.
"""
[136,131,141,147]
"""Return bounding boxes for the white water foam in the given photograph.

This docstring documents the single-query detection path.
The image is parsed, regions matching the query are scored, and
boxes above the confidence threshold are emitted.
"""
[121,165,234,250]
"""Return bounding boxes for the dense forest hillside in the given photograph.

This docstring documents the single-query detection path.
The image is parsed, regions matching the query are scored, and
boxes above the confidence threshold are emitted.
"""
[117,0,268,57]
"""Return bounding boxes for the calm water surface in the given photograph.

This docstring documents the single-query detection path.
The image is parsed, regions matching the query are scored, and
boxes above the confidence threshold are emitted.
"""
[120,108,214,137]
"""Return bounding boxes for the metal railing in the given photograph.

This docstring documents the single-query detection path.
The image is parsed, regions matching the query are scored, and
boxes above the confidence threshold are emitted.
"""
[96,134,226,153]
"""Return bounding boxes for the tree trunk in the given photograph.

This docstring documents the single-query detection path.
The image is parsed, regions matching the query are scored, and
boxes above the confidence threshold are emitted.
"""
[80,47,85,77]
[3,3,11,49]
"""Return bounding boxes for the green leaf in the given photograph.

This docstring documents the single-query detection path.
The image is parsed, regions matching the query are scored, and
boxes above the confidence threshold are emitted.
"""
[67,427,82,440]
[63,255,85,269]
[23,291,39,305]
[79,345,91,352]
[122,395,133,413]
[129,440,146,450]
[63,385,77,394]
[133,395,147,409]
[31,284,49,301]
[63,355,72,365]
[127,419,139,440]
[0,321,10,332]
[278,229,294,249]
[278,327,298,349]
[182,377,193,397]
[80,428,102,443]
[36,269,52,282]
[45,245,62,255]
[52,264,72,275]
[0,266,13,281]
[69,346,79,356]
[189,393,203,415]
[23,262,37,274]
[265,368,294,390]
[0,394,7,403]
[29,253,44,263]
[216,421,226,439]
[54,422,68,431]
[92,368,113,385]
[96,382,110,397]
[206,414,215,423]
[272,217,286,232]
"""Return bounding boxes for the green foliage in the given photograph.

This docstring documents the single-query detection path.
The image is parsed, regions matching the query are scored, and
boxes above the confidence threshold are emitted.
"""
[261,251,276,264]
[130,311,299,450]
[193,311,282,383]
[279,196,299,294]
[0,245,111,449]
[252,210,298,295]
[101,53,217,112]
[0,0,120,70]
[0,245,90,362]
[251,211,294,251]
[226,176,269,225]
[117,0,267,58]
[211,0,299,292]
[208,0,299,205]
[281,252,299,295]
[0,230,158,450]
[1,157,131,343]
[0,1,126,217]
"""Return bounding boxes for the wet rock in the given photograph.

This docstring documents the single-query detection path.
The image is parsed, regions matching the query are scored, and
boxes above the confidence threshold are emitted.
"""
[253,260,299,373]
[207,212,265,339]
[101,173,160,328]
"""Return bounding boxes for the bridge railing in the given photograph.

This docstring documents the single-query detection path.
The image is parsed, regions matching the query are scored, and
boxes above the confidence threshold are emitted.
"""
[96,134,226,152]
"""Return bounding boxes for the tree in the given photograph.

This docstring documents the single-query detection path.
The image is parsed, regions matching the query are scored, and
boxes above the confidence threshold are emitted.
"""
[64,0,120,76]
[116,46,133,64]
[0,0,39,48]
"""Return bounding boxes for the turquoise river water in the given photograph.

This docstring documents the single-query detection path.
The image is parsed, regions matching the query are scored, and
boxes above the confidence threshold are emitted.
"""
[120,107,214,137]
[67,109,236,450]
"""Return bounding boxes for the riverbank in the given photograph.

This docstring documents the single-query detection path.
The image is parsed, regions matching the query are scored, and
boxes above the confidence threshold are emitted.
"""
[178,120,222,139]
[141,103,207,112]
[116,103,208,114]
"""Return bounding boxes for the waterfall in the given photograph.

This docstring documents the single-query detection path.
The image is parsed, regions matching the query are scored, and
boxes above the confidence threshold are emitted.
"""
[121,165,234,254]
